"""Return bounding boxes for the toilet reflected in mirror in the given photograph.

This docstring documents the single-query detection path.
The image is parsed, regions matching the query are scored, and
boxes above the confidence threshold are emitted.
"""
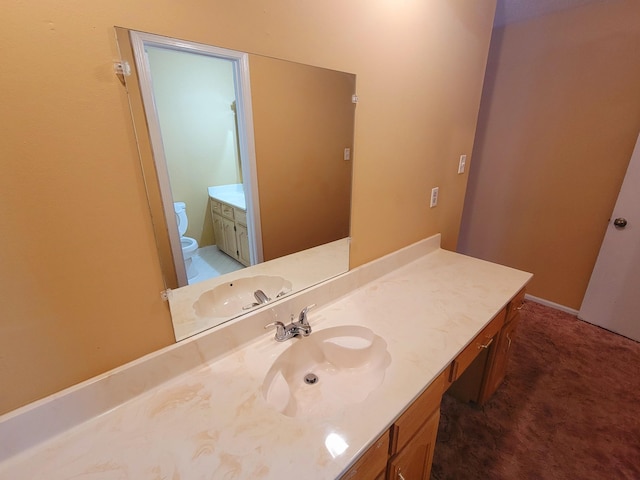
[173,202,199,280]
[174,201,245,284]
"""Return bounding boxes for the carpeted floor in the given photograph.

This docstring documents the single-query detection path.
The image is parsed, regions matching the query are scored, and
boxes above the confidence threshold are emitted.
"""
[431,300,640,480]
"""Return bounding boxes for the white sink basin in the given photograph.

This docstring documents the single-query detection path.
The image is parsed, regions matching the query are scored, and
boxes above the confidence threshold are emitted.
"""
[262,325,391,418]
[193,275,292,318]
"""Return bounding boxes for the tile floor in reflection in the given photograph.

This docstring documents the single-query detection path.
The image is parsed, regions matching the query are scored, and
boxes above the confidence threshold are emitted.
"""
[187,245,245,285]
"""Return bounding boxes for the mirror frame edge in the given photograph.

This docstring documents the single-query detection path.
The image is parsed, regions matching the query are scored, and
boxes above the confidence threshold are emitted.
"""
[115,26,180,290]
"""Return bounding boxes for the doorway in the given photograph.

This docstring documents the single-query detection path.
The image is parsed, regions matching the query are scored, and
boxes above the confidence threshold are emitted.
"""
[128,31,262,287]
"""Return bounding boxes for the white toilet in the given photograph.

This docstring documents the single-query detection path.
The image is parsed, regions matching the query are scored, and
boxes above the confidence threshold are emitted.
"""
[173,202,199,280]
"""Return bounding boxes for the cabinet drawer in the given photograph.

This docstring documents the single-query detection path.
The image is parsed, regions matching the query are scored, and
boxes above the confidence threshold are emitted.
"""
[221,204,235,219]
[449,308,506,383]
[235,208,247,226]
[340,429,390,480]
[506,288,526,322]
[210,200,222,215]
[391,368,447,454]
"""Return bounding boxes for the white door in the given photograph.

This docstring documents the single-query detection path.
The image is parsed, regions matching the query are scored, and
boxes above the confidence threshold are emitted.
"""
[578,131,640,341]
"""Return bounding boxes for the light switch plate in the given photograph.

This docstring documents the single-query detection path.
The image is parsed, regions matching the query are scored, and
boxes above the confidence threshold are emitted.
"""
[458,155,467,174]
[430,187,439,208]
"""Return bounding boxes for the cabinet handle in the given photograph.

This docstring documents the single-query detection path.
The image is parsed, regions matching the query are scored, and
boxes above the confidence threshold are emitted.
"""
[506,332,512,350]
[516,303,524,311]
[398,472,406,480]
[478,337,494,350]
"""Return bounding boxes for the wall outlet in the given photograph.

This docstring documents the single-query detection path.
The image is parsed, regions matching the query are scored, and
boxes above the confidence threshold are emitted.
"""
[458,154,467,174]
[430,187,439,208]
[344,147,351,161]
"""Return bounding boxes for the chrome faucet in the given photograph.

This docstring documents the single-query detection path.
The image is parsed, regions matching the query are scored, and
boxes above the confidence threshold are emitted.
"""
[254,289,271,304]
[265,304,316,341]
[242,289,272,310]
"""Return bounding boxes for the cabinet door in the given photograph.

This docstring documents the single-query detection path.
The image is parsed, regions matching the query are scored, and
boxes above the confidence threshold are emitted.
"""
[340,430,390,480]
[478,313,520,404]
[388,410,440,480]
[221,217,238,259]
[234,208,247,226]
[210,200,223,216]
[221,203,235,220]
[212,213,226,252]
[235,223,251,266]
[392,369,447,454]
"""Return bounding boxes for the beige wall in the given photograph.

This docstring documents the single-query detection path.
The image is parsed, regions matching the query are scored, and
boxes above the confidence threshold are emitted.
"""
[0,0,495,414]
[250,55,354,260]
[458,0,640,310]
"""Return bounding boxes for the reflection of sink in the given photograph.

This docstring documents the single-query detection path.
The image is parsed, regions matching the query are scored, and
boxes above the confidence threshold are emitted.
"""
[262,326,391,418]
[193,275,292,318]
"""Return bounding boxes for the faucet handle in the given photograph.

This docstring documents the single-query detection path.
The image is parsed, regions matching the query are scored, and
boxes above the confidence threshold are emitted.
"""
[265,321,285,330]
[264,321,287,341]
[298,304,316,325]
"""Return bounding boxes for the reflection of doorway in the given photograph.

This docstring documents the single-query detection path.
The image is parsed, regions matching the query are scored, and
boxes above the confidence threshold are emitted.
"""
[128,31,262,287]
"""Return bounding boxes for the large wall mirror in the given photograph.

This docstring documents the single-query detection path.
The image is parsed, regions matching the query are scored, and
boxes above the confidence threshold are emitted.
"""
[115,28,355,340]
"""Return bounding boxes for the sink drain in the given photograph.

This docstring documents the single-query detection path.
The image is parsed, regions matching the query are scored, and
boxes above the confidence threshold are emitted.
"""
[304,373,319,385]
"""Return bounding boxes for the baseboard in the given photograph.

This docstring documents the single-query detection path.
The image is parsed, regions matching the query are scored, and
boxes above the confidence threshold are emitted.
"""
[524,294,580,316]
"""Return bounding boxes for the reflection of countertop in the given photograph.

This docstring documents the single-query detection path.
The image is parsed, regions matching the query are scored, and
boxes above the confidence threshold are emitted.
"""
[170,238,350,341]
[0,234,532,479]
[208,183,246,210]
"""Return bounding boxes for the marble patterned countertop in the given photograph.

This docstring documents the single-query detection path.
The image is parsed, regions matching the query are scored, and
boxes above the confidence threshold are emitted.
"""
[0,234,531,479]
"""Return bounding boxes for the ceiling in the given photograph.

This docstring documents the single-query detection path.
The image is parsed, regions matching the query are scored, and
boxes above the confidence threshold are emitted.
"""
[494,0,610,26]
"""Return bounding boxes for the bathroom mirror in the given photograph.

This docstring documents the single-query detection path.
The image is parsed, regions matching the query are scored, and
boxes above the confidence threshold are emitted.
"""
[115,28,355,340]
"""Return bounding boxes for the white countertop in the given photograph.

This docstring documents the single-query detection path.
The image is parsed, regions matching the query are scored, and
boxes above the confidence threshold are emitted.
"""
[208,183,246,210]
[0,234,531,479]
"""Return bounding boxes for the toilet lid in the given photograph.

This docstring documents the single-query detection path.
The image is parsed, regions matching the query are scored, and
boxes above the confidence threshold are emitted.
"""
[173,202,188,236]
[176,212,187,236]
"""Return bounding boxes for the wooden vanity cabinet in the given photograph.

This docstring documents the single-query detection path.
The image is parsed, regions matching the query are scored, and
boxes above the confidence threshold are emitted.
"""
[477,313,520,402]
[386,368,448,480]
[340,430,390,480]
[476,287,525,404]
[388,410,440,480]
[447,288,526,405]
[210,199,250,266]
[234,209,251,266]
[448,308,505,385]
[340,370,447,480]
[340,288,527,479]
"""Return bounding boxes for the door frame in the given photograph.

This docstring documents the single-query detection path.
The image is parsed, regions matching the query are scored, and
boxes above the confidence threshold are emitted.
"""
[128,30,263,286]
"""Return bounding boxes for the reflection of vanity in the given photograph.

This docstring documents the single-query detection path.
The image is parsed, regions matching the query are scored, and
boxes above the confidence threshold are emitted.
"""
[208,184,250,267]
